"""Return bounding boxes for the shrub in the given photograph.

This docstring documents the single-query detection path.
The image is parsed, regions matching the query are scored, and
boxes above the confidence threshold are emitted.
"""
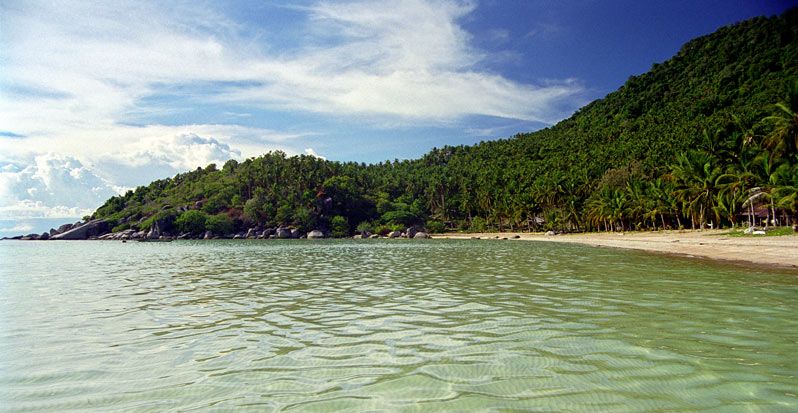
[111,223,130,233]
[331,215,349,238]
[469,217,487,232]
[175,210,207,235]
[425,220,446,233]
[205,214,234,235]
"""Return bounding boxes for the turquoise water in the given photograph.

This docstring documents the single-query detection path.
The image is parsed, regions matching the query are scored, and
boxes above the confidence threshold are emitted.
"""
[1,240,796,412]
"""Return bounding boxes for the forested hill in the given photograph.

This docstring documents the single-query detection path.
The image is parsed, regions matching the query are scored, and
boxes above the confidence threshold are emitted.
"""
[89,8,797,238]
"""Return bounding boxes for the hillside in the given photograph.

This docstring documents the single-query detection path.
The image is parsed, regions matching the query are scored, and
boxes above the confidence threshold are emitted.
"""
[68,8,798,239]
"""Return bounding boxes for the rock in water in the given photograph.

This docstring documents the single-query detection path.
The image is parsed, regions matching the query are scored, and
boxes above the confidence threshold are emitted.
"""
[51,219,110,240]
[276,227,291,239]
[405,227,418,238]
[307,230,324,239]
[413,232,429,239]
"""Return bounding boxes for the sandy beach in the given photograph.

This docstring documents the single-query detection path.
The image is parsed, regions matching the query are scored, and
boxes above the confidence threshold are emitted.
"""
[435,230,798,270]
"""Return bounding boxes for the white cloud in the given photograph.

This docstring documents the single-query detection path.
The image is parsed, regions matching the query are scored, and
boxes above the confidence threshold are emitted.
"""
[0,154,121,220]
[0,0,584,222]
[304,148,326,159]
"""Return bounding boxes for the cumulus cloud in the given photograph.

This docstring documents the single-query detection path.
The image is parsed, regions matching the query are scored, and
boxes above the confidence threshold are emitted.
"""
[0,154,121,220]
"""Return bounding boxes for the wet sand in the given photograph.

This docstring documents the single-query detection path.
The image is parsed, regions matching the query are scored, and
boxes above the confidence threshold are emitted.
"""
[435,230,798,270]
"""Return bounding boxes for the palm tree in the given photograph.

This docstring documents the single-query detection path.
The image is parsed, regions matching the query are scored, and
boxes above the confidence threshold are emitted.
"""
[670,150,723,229]
[760,80,798,159]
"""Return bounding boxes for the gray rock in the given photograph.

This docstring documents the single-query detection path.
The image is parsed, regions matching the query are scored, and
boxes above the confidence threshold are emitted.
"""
[544,230,556,236]
[49,228,58,236]
[353,234,364,239]
[39,232,50,240]
[308,230,325,239]
[57,223,74,233]
[413,232,430,239]
[388,230,402,238]
[276,227,291,239]
[245,228,257,238]
[369,234,381,239]
[203,231,213,239]
[405,227,418,238]
[146,221,162,239]
[51,219,110,240]
[291,228,302,239]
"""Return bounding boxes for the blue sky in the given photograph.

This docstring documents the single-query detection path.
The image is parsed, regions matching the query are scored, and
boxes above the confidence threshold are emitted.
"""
[0,0,792,237]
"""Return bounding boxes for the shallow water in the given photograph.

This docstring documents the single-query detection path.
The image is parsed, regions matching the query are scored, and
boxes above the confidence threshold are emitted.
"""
[1,239,796,412]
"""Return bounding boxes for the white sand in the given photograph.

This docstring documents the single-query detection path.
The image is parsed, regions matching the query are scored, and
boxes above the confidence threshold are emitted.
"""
[435,230,798,270]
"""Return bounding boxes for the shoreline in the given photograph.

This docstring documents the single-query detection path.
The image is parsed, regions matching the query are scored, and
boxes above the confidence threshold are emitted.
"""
[434,230,798,271]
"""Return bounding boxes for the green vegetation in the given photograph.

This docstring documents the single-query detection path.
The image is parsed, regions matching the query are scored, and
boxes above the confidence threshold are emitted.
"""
[93,10,798,237]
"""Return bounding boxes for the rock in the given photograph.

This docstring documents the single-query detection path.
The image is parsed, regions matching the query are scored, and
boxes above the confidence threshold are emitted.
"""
[276,227,291,239]
[245,228,257,238]
[544,230,556,236]
[233,233,242,239]
[369,234,380,239]
[57,223,74,233]
[308,230,325,239]
[513,235,520,239]
[753,230,766,235]
[146,221,162,239]
[744,226,755,235]
[51,219,110,240]
[203,231,213,240]
[49,228,58,236]
[388,230,402,238]
[291,229,302,239]
[353,234,364,239]
[413,232,430,239]
[39,232,50,240]
[132,230,146,239]
[21,233,39,240]
[405,227,418,239]
[262,228,275,238]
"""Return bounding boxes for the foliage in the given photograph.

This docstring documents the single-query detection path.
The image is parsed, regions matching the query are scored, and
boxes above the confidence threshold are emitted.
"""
[175,210,207,235]
[205,214,234,235]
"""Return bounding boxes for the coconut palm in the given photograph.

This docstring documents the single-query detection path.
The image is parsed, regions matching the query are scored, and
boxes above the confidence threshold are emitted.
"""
[761,80,798,159]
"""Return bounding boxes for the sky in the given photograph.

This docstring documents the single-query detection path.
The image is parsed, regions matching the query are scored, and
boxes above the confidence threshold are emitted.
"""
[0,0,793,237]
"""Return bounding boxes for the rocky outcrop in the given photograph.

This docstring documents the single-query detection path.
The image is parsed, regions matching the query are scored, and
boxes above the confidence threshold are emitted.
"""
[413,232,430,239]
[388,230,402,238]
[51,219,110,240]
[307,230,325,239]
[405,227,418,239]
[147,221,162,239]
[276,227,291,239]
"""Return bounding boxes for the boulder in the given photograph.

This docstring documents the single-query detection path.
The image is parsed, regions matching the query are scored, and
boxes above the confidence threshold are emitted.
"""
[744,226,755,235]
[262,228,275,238]
[21,233,39,240]
[308,230,325,239]
[369,234,381,239]
[49,228,58,236]
[245,228,257,238]
[132,230,146,239]
[146,221,162,239]
[388,230,402,238]
[57,223,74,233]
[413,232,430,239]
[405,227,418,238]
[203,231,213,240]
[39,232,50,240]
[276,227,291,239]
[544,230,556,236]
[51,219,110,240]
[353,234,364,239]
[291,228,302,239]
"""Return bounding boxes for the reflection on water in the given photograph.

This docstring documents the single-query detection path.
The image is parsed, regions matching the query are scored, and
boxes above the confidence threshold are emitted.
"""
[1,240,796,412]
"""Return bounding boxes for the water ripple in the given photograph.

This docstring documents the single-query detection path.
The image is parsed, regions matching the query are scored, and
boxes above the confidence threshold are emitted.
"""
[1,239,797,412]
